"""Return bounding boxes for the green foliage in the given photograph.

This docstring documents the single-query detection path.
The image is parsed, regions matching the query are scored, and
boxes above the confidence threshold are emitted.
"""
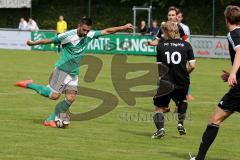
[220,0,240,6]
[0,0,239,35]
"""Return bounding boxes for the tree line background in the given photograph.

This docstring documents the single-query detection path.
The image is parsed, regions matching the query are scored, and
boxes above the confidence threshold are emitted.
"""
[0,0,240,35]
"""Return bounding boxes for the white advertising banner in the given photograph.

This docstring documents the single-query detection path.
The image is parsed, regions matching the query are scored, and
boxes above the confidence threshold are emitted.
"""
[0,30,31,50]
[191,36,230,59]
[0,0,31,8]
[0,29,231,57]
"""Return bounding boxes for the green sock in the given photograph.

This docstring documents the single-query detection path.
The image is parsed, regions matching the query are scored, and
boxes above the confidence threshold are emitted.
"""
[187,86,191,95]
[47,99,71,121]
[27,83,52,97]
[55,99,71,113]
[47,113,56,122]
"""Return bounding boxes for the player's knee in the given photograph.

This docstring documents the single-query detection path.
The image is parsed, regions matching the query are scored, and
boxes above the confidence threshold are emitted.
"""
[209,116,223,125]
[155,107,162,112]
[65,94,76,103]
[209,107,231,125]
[50,92,60,100]
[154,106,169,113]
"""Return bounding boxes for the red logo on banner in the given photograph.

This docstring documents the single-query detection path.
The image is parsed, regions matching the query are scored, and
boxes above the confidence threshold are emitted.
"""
[196,50,209,55]
[215,41,228,50]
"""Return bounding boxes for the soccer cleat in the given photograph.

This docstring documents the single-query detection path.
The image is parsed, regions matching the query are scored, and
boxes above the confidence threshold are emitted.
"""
[15,79,33,88]
[177,124,186,135]
[189,152,196,160]
[43,120,56,128]
[151,128,165,139]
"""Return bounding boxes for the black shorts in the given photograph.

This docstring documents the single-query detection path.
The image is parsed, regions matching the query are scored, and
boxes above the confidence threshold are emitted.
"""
[218,83,240,112]
[153,86,188,108]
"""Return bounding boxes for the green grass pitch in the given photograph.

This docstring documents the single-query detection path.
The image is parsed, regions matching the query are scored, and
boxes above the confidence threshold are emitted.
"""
[0,49,239,160]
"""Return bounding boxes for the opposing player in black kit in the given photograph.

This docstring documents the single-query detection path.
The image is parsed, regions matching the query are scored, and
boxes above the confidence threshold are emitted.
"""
[190,5,240,160]
[146,6,188,46]
[151,21,196,139]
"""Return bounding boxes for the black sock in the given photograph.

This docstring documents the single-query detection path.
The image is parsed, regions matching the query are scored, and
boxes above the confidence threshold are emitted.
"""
[196,123,219,160]
[178,102,188,125]
[153,112,164,130]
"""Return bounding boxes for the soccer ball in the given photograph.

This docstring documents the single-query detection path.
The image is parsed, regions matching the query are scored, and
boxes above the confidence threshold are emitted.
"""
[55,112,70,128]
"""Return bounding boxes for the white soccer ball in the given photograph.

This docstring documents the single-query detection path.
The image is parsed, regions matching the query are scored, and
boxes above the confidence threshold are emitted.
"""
[55,112,70,128]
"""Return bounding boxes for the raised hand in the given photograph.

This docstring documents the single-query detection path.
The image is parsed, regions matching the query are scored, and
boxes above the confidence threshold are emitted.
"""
[123,23,134,31]
[26,40,35,46]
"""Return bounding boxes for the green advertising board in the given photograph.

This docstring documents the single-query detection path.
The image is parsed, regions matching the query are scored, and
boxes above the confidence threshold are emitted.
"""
[31,31,57,51]
[85,34,156,55]
[31,31,156,55]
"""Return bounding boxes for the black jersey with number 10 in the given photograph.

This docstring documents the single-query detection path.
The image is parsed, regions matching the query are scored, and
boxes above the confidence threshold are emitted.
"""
[157,39,195,88]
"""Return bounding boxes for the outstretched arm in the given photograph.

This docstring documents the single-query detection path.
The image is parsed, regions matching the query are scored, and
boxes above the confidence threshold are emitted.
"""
[26,39,53,46]
[145,39,160,46]
[101,23,133,35]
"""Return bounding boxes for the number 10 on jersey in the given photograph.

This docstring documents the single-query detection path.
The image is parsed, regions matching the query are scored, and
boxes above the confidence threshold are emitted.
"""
[165,51,182,64]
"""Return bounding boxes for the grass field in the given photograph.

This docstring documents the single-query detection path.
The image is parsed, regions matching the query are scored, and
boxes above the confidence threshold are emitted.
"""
[0,49,239,160]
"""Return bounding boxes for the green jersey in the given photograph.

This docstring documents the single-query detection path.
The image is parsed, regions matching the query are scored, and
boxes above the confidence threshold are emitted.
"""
[52,29,101,75]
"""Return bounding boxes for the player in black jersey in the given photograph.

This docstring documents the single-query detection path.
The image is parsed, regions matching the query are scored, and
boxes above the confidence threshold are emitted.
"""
[151,21,196,139]
[190,5,240,160]
[146,6,188,46]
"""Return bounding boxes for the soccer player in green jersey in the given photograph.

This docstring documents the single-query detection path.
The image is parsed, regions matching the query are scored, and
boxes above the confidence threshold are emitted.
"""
[15,17,133,127]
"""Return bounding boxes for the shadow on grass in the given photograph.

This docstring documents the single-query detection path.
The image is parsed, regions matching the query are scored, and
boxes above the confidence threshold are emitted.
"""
[136,107,153,113]
[168,135,186,139]
[32,119,44,124]
[119,129,189,139]
[160,151,190,159]
[207,157,228,160]
[160,151,228,160]
[119,129,152,137]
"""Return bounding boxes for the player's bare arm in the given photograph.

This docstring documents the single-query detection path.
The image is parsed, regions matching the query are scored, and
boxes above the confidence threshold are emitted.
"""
[187,60,196,74]
[26,39,53,46]
[145,39,159,46]
[101,23,134,35]
[228,47,240,87]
